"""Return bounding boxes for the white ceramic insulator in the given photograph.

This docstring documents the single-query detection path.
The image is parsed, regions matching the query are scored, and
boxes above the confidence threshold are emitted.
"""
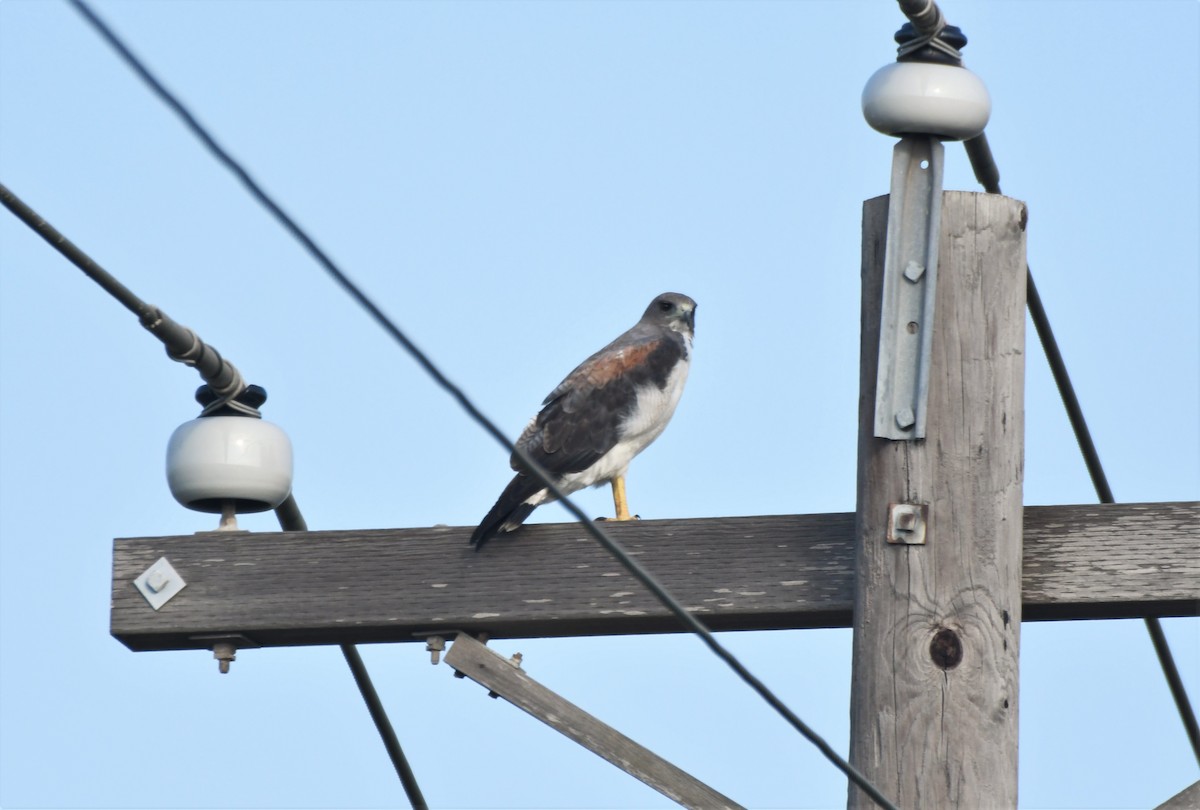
[862,61,991,141]
[166,416,293,513]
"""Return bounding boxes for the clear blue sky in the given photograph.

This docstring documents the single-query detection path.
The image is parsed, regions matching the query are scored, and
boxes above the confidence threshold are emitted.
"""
[1,1,1196,808]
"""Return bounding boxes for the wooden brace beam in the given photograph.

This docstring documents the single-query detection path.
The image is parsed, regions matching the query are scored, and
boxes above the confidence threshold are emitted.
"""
[443,632,742,809]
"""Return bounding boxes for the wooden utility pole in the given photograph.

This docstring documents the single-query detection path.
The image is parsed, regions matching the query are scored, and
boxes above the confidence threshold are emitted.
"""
[849,191,1027,807]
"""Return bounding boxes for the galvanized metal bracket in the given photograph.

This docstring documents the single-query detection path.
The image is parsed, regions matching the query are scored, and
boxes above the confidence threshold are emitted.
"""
[874,135,945,440]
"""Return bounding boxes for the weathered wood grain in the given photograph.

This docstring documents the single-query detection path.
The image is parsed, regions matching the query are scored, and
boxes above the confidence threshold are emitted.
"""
[1022,500,1200,618]
[443,633,742,809]
[111,511,855,650]
[110,502,1198,652]
[849,192,1027,808]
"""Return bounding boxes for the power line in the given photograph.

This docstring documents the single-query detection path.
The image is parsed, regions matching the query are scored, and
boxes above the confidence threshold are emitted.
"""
[0,179,429,806]
[274,496,428,809]
[60,2,900,807]
[962,131,1200,768]
[0,182,246,407]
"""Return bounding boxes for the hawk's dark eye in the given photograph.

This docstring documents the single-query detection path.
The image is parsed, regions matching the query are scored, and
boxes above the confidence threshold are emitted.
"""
[658,301,674,313]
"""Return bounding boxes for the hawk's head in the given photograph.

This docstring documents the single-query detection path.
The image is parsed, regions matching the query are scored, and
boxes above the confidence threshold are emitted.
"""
[643,292,696,336]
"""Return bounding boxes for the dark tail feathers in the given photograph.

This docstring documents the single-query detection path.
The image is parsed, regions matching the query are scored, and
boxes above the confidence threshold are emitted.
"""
[470,474,544,551]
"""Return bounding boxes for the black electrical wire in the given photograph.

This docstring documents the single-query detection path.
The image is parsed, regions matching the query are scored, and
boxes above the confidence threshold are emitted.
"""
[0,184,144,317]
[0,182,245,401]
[341,646,428,808]
[963,132,1200,767]
[0,178,430,806]
[896,0,945,35]
[62,2,901,807]
[274,496,429,809]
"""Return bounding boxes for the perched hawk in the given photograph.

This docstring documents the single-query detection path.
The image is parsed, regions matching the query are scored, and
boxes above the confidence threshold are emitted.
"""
[470,292,697,550]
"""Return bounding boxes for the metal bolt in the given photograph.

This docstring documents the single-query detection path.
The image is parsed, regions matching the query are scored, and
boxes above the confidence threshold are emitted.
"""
[216,501,240,532]
[212,642,237,674]
[134,557,187,610]
[425,636,445,665]
[509,652,523,668]
[895,407,916,430]
[145,569,170,594]
[903,260,926,282]
[887,502,928,545]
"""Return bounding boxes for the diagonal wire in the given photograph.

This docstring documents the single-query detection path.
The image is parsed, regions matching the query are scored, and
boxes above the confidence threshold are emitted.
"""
[0,182,245,401]
[62,1,901,807]
[0,179,429,808]
[274,496,429,808]
[963,133,1200,768]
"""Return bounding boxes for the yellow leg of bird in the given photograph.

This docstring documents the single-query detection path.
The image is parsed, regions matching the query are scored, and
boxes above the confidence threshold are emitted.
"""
[611,475,632,521]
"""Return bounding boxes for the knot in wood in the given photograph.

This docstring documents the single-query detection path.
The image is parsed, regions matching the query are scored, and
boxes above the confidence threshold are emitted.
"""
[929,627,963,670]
